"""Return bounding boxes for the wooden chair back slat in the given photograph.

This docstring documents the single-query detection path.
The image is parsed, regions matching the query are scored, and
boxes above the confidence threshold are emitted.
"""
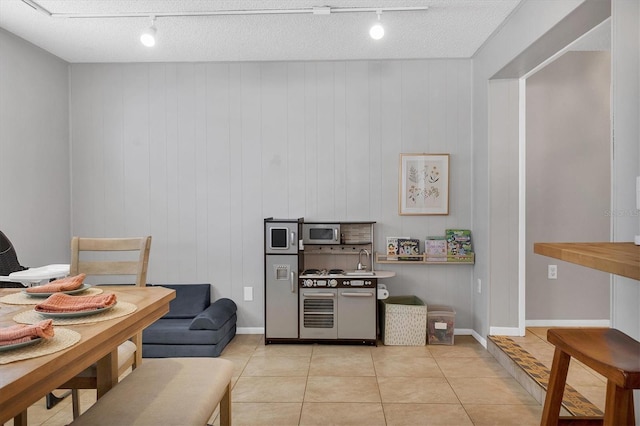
[70,236,151,287]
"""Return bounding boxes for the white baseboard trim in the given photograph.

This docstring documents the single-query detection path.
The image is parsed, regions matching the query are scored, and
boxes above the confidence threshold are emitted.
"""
[470,330,487,348]
[237,327,265,334]
[525,319,611,327]
[489,327,523,336]
[454,328,487,348]
[236,327,484,343]
[236,327,494,348]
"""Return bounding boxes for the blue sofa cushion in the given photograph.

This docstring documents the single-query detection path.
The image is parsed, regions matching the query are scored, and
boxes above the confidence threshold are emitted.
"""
[190,298,237,330]
[143,325,237,358]
[143,315,237,345]
[154,284,210,319]
[142,283,238,358]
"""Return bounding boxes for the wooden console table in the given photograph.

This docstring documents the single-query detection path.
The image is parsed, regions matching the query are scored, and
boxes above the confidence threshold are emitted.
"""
[533,242,640,281]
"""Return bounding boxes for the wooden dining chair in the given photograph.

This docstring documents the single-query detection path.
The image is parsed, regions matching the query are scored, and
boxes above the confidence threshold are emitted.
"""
[56,236,152,418]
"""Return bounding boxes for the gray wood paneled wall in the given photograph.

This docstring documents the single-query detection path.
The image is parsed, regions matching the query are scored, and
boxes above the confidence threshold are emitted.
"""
[69,60,473,328]
[472,0,591,337]
[0,29,70,268]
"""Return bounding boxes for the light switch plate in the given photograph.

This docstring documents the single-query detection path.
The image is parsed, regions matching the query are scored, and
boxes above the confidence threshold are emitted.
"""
[243,286,253,301]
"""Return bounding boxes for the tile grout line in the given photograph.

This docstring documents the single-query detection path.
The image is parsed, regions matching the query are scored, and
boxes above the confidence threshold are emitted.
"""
[431,352,476,425]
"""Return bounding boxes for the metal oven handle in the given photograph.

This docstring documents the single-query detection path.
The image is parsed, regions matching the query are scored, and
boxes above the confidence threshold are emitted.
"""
[340,292,374,297]
[290,231,296,247]
[291,271,295,293]
[334,228,338,242]
[303,292,336,298]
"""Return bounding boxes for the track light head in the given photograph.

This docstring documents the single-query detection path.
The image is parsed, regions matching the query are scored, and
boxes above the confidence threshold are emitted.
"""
[369,10,384,40]
[140,16,157,47]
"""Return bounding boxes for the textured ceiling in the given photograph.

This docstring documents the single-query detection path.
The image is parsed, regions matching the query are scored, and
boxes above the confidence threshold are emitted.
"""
[0,0,524,63]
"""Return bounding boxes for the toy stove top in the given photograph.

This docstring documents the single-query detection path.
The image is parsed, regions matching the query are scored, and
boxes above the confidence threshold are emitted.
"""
[301,269,345,276]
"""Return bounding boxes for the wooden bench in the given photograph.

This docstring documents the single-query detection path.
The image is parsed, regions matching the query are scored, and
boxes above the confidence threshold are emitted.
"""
[70,357,234,426]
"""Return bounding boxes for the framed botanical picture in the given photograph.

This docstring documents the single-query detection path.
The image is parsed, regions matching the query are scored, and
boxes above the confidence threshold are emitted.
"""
[399,153,449,215]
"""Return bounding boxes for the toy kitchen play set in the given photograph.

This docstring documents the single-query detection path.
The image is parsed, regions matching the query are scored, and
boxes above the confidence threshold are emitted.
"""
[264,218,394,345]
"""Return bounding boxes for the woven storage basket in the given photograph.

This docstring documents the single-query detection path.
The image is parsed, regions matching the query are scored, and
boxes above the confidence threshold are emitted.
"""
[380,296,427,346]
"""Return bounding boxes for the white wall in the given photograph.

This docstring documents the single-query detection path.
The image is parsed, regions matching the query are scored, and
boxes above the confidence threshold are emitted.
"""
[0,29,70,267]
[487,78,521,331]
[4,0,636,342]
[612,7,640,424]
[69,60,474,329]
[610,0,640,340]
[472,0,584,336]
[526,51,611,322]
[475,0,639,345]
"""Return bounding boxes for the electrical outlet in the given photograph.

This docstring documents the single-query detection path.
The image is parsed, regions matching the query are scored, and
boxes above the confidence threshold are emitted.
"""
[477,278,482,294]
[243,286,253,301]
[548,265,558,280]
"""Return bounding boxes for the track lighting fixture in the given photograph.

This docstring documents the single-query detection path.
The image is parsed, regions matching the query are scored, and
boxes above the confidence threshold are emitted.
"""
[140,16,156,47]
[369,10,384,40]
[23,1,429,45]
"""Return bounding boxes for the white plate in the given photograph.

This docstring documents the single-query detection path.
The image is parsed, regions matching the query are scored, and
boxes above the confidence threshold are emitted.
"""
[0,337,42,352]
[35,302,116,318]
[23,284,92,298]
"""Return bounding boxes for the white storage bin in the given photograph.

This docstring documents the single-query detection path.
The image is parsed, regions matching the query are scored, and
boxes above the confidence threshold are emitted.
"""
[427,304,455,345]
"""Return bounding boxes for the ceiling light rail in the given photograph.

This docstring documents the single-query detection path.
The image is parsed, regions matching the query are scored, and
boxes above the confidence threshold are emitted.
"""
[21,0,51,16]
[20,0,428,19]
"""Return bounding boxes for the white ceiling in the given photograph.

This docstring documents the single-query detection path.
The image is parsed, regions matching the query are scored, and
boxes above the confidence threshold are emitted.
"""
[0,0,524,63]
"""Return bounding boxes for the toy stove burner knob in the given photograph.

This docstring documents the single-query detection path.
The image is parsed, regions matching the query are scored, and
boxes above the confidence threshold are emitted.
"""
[304,279,314,287]
[329,279,338,287]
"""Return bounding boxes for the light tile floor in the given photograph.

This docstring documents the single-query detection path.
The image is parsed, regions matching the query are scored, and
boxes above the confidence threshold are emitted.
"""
[9,329,605,426]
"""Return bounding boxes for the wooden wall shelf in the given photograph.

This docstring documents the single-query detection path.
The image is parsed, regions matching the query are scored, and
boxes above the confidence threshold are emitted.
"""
[375,253,474,265]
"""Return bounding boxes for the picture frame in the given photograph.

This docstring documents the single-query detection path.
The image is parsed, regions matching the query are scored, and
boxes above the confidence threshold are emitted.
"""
[399,153,449,215]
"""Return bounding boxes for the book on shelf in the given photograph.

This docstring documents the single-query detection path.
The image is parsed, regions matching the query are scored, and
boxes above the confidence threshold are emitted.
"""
[425,236,447,262]
[386,236,409,260]
[397,238,421,260]
[445,229,473,259]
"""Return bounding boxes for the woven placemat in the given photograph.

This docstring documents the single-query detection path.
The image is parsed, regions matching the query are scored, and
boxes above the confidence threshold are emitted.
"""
[0,328,81,364]
[12,301,137,326]
[0,287,104,305]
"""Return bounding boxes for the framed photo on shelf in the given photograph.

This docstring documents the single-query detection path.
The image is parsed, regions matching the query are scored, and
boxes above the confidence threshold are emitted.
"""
[399,153,450,215]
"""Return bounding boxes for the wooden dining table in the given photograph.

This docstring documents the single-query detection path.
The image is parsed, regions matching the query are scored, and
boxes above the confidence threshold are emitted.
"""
[533,242,640,281]
[0,285,175,425]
